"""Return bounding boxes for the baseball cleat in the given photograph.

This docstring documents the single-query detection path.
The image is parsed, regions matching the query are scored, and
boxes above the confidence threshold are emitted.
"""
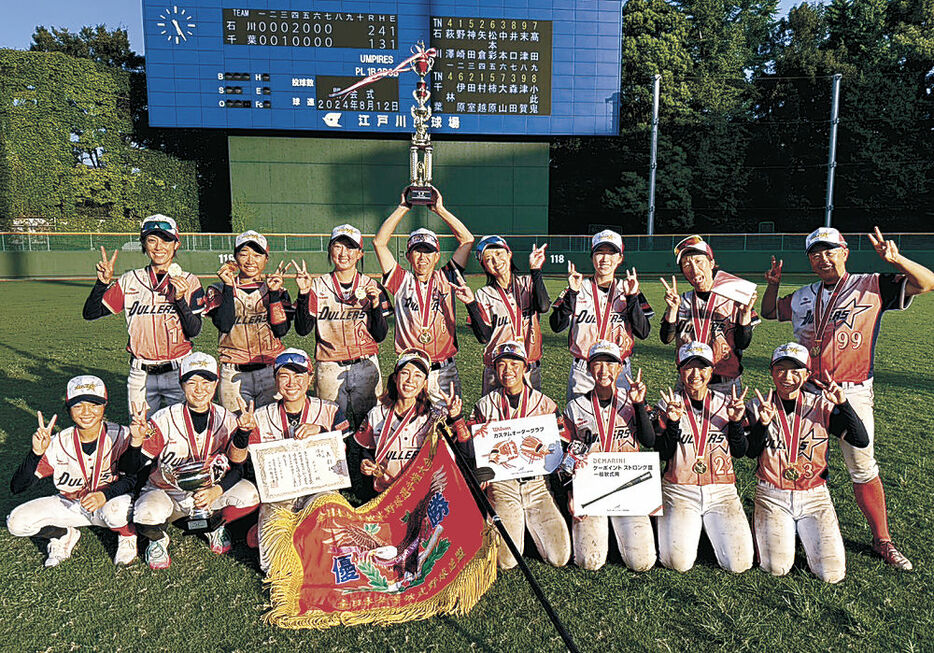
[207,525,232,555]
[145,536,171,570]
[873,539,913,571]
[114,534,138,566]
[45,527,81,568]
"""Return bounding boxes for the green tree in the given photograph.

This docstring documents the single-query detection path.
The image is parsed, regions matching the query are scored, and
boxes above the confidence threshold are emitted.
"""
[30,24,143,71]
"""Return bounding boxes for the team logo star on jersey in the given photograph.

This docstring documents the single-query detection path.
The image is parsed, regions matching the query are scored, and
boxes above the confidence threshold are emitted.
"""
[798,425,828,462]
[829,296,873,329]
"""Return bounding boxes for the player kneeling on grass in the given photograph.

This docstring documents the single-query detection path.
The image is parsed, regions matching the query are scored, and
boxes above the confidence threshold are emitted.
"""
[354,349,468,493]
[205,230,292,411]
[651,342,753,573]
[226,348,351,574]
[7,376,138,567]
[745,343,869,584]
[470,341,571,571]
[562,341,656,572]
[120,353,260,570]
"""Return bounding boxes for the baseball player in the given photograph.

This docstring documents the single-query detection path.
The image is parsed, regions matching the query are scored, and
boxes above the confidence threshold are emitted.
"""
[7,376,138,567]
[659,235,759,393]
[225,348,351,574]
[550,229,653,401]
[120,352,260,570]
[372,189,475,403]
[562,340,656,572]
[294,224,391,425]
[746,343,870,583]
[83,214,204,417]
[469,340,571,570]
[761,226,934,570]
[204,230,292,411]
[464,235,551,394]
[355,349,468,493]
[650,342,753,573]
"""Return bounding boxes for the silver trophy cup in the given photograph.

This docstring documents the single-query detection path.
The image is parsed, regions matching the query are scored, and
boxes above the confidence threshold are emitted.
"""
[163,457,228,532]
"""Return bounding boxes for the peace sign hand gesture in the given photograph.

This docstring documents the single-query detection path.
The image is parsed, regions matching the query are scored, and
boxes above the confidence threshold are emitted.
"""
[529,243,548,271]
[129,401,150,447]
[266,261,286,292]
[621,267,640,296]
[813,371,847,405]
[754,389,776,425]
[660,388,684,423]
[660,275,681,316]
[727,385,748,422]
[32,411,58,456]
[439,381,463,420]
[96,246,118,285]
[451,270,475,304]
[868,226,901,265]
[236,397,257,431]
[765,256,783,285]
[292,259,313,294]
[626,368,646,404]
[567,261,584,293]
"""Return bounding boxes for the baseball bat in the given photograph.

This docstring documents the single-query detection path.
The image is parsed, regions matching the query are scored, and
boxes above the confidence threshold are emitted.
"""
[580,471,653,509]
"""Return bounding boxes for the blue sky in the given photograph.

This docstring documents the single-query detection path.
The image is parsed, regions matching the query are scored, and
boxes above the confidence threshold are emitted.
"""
[0,1,819,53]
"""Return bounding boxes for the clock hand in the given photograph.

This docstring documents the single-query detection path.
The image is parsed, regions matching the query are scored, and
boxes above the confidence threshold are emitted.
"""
[172,19,187,41]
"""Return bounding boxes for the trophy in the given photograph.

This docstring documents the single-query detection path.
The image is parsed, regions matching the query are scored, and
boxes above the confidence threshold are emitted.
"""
[163,456,229,533]
[403,42,439,207]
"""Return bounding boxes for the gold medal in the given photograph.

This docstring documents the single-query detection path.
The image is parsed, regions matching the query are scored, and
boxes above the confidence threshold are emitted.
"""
[783,466,801,482]
[692,461,708,475]
[418,330,433,345]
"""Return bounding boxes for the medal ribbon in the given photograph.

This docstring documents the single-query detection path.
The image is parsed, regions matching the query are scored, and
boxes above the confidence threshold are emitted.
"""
[812,273,849,349]
[413,271,436,334]
[148,266,170,293]
[691,292,717,344]
[773,394,803,466]
[331,271,360,304]
[591,391,619,452]
[500,386,530,421]
[375,404,418,464]
[72,424,108,492]
[495,278,524,343]
[591,279,616,341]
[183,405,215,462]
[278,400,311,438]
[682,392,712,462]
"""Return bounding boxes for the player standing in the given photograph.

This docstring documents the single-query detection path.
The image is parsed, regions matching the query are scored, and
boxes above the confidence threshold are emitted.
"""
[7,376,138,567]
[204,230,291,411]
[651,342,753,573]
[372,190,475,403]
[83,215,204,416]
[294,224,391,425]
[746,343,870,583]
[659,235,759,392]
[761,227,934,570]
[550,230,652,401]
[562,341,656,572]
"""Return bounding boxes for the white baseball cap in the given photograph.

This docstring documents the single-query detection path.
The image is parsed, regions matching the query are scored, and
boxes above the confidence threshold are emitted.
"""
[66,375,108,408]
[395,348,431,375]
[492,340,528,365]
[591,229,623,254]
[407,228,440,253]
[275,347,311,373]
[235,230,268,255]
[805,227,847,253]
[770,342,810,369]
[179,352,219,382]
[330,224,363,249]
[674,234,715,264]
[141,214,179,242]
[587,339,622,364]
[677,342,714,368]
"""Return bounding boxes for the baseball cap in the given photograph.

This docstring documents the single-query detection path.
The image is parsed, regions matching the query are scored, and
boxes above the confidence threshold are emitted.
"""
[407,228,440,253]
[770,342,810,369]
[805,228,847,253]
[140,214,179,242]
[475,235,511,261]
[65,375,108,408]
[234,230,268,255]
[587,340,622,364]
[674,235,715,264]
[591,229,623,255]
[395,348,431,375]
[677,342,714,368]
[329,224,363,249]
[492,340,528,365]
[275,347,311,374]
[179,352,219,383]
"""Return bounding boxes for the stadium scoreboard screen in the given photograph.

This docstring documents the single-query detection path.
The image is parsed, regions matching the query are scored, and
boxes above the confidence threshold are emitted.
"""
[142,1,622,135]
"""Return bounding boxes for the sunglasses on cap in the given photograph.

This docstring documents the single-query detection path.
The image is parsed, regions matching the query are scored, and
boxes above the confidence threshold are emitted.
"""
[673,235,706,258]
[142,221,175,233]
[275,351,309,370]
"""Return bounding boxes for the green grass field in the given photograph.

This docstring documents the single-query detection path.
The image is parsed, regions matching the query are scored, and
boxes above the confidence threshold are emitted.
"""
[1,275,933,652]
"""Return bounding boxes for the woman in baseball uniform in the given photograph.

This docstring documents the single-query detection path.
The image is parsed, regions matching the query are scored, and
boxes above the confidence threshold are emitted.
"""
[204,230,292,411]
[355,349,468,493]
[120,353,260,570]
[470,341,571,570]
[464,235,551,395]
[562,340,656,572]
[746,343,869,583]
[7,376,138,567]
[651,342,753,573]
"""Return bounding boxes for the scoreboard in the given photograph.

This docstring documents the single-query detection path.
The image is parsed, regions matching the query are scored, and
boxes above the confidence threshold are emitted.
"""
[142,1,623,135]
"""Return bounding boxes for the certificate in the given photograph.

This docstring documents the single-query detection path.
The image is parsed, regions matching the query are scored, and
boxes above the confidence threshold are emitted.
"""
[249,431,351,503]
[710,271,757,305]
[471,414,563,482]
[572,452,663,517]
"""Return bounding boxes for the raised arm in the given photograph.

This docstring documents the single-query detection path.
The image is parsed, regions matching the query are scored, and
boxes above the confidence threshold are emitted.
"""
[372,201,410,274]
[761,255,783,320]
[869,226,934,297]
[430,191,475,268]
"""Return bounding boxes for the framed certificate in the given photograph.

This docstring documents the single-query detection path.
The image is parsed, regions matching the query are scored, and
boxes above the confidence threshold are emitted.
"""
[249,431,351,503]
[572,452,663,517]
[471,414,563,482]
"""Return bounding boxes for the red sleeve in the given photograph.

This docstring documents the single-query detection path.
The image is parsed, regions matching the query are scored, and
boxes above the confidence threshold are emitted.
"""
[247,427,262,446]
[354,416,376,449]
[140,420,166,459]
[102,283,124,314]
[777,294,794,322]
[35,453,54,479]
[383,264,407,295]
[561,409,576,443]
[307,290,318,315]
